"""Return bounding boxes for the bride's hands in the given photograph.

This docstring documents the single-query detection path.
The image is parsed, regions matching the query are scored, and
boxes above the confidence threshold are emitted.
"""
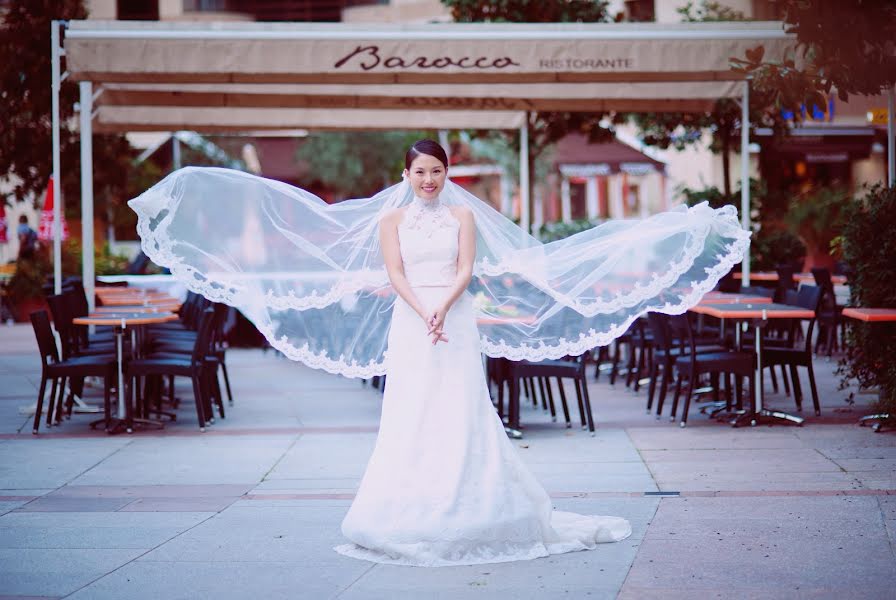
[426,306,449,345]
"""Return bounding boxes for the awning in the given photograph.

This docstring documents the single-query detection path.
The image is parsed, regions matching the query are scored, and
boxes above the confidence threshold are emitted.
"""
[92,105,528,133]
[64,21,795,85]
[96,81,743,114]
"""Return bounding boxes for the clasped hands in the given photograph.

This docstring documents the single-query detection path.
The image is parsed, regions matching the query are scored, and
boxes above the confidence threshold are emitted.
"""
[423,305,449,345]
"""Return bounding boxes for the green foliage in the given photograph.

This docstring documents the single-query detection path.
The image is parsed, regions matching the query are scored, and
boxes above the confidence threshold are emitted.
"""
[5,253,49,304]
[677,0,747,21]
[443,0,620,218]
[731,0,896,111]
[783,186,846,258]
[836,185,896,416]
[677,178,764,215]
[296,131,432,199]
[0,0,138,216]
[5,237,132,305]
[443,0,610,22]
[751,228,807,272]
[630,2,787,197]
[538,218,600,242]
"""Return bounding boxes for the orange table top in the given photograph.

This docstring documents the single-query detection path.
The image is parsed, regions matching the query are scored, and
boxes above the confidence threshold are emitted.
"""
[733,272,847,285]
[73,312,178,326]
[700,292,772,305]
[841,308,896,323]
[690,302,815,320]
[98,296,179,307]
[93,305,180,314]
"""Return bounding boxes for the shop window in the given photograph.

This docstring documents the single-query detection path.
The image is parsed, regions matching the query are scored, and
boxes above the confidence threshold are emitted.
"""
[117,0,159,20]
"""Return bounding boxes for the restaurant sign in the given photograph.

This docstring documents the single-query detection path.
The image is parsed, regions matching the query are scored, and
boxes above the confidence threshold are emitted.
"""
[333,45,633,73]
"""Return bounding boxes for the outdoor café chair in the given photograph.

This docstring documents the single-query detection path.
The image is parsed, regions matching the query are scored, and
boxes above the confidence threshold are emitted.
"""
[30,310,115,433]
[125,307,218,432]
[668,314,756,427]
[761,285,823,416]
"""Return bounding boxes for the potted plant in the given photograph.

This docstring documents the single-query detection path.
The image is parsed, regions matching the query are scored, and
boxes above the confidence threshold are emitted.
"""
[784,186,846,271]
[6,252,50,322]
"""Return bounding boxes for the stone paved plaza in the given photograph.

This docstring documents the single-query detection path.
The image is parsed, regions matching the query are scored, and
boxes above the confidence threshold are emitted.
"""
[0,323,894,599]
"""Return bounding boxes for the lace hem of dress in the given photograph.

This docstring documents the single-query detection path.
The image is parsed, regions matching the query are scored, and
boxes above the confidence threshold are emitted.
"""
[333,541,550,567]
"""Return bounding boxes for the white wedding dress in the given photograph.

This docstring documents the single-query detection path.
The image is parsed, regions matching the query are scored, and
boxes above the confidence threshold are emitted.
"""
[334,196,632,567]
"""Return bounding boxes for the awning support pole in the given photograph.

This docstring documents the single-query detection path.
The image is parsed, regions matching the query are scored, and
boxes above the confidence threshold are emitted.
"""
[520,113,530,235]
[51,21,63,294]
[740,79,751,286]
[888,84,894,187]
[80,81,95,313]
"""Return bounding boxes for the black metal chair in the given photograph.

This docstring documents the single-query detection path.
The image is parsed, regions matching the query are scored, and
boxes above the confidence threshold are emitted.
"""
[811,267,844,356]
[668,314,756,427]
[125,307,218,432]
[29,311,115,434]
[645,313,728,419]
[146,303,232,417]
[494,355,595,434]
[761,285,823,416]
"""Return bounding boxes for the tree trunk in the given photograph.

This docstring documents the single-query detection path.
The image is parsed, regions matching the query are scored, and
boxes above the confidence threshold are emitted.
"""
[720,128,732,199]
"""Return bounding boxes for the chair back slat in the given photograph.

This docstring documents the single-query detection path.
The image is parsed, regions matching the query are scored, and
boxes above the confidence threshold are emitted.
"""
[191,307,217,364]
[29,310,60,366]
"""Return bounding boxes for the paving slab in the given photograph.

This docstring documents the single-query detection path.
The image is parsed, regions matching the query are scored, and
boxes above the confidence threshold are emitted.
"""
[0,511,213,549]
[0,548,146,597]
[66,560,370,600]
[68,436,296,486]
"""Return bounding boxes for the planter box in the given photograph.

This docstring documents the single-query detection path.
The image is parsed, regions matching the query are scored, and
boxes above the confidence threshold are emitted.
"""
[12,297,48,323]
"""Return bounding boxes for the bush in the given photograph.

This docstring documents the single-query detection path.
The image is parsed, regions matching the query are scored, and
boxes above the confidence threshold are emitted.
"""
[538,218,599,242]
[751,228,807,272]
[784,186,847,268]
[836,185,896,416]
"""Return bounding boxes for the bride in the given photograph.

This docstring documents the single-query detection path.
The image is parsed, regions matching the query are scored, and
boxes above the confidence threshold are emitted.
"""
[333,139,632,566]
[128,139,749,567]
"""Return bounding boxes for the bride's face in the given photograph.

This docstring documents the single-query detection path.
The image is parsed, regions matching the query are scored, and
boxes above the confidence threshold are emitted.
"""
[404,154,447,201]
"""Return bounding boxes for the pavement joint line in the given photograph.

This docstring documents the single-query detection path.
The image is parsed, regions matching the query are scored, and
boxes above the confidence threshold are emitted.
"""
[7,489,896,508]
[875,496,896,564]
[0,425,380,439]
[332,562,379,599]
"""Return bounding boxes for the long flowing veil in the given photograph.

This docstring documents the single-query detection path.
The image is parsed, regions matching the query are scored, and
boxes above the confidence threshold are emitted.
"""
[129,166,749,378]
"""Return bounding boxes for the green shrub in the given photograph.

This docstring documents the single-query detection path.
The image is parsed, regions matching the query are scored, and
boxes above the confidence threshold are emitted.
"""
[836,184,896,416]
[538,218,599,242]
[751,228,807,272]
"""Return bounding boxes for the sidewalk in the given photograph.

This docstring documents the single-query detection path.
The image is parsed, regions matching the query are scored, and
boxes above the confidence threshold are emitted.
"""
[0,323,893,599]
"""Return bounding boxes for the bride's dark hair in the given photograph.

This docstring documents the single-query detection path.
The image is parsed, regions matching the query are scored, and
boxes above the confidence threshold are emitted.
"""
[405,139,448,170]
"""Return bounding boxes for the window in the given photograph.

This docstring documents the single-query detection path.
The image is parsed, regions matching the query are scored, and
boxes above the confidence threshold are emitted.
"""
[118,0,159,20]
[625,0,655,22]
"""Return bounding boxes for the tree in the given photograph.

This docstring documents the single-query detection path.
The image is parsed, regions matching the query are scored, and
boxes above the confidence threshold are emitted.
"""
[443,0,611,22]
[731,0,896,111]
[296,131,432,200]
[629,1,786,199]
[442,0,620,225]
[0,0,137,223]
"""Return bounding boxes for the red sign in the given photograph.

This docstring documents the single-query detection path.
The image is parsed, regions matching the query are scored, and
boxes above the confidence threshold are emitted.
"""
[0,203,7,244]
[38,176,69,242]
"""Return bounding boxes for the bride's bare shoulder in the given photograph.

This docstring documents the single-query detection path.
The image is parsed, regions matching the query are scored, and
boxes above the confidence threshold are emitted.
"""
[379,206,408,227]
[448,205,474,222]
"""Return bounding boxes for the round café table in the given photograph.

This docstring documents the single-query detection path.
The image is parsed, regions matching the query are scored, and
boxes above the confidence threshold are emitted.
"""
[73,311,178,433]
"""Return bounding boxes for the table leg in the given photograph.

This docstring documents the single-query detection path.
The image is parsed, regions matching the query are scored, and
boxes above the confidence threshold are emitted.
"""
[732,323,804,427]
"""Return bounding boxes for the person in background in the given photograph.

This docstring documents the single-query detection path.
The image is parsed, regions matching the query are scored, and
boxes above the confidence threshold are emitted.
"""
[17,215,38,260]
